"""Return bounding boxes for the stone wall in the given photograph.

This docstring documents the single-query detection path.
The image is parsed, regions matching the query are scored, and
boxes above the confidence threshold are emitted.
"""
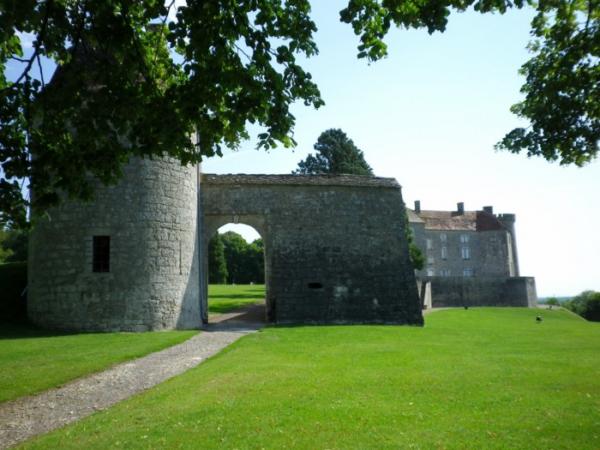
[420,276,537,308]
[28,157,200,331]
[201,174,423,325]
[412,228,514,278]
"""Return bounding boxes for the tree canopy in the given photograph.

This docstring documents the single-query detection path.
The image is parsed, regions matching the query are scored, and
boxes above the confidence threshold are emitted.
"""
[1,0,598,226]
[0,226,28,263]
[211,231,264,285]
[563,290,600,322]
[208,232,228,284]
[293,128,373,175]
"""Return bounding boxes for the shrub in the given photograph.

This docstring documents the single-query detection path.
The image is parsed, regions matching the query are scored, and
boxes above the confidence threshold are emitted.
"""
[0,261,28,323]
[545,297,560,306]
[0,228,28,263]
[564,290,600,322]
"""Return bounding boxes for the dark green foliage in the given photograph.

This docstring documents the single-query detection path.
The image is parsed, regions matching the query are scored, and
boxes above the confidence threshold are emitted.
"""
[0,227,28,263]
[220,231,249,284]
[545,297,560,306]
[408,238,425,271]
[214,231,264,284]
[293,129,373,175]
[208,233,228,284]
[244,238,265,285]
[1,0,323,226]
[2,1,597,227]
[495,2,600,166]
[0,261,27,323]
[564,290,600,322]
[403,207,425,271]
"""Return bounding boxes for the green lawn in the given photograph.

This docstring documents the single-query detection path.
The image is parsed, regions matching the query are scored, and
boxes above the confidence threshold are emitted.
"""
[208,284,265,314]
[0,323,196,403]
[21,308,600,449]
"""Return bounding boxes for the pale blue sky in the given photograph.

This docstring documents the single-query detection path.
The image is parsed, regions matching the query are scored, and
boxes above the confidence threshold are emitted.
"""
[205,2,600,297]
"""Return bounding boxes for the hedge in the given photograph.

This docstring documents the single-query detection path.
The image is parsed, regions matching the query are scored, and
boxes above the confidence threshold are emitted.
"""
[0,261,27,323]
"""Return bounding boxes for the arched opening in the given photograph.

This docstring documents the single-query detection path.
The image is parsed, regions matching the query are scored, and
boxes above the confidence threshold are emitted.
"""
[205,223,268,324]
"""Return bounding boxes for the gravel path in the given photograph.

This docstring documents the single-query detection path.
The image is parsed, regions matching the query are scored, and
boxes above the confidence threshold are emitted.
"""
[0,306,265,449]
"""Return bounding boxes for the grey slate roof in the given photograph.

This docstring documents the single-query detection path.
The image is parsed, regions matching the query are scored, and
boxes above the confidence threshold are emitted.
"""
[408,209,506,231]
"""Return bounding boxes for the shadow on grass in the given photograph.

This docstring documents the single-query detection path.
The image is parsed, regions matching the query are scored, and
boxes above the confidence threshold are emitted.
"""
[209,300,265,315]
[208,303,267,326]
[0,322,79,340]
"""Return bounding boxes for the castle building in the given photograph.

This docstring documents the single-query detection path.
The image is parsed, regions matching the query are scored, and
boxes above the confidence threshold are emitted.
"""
[408,201,519,278]
[408,200,537,308]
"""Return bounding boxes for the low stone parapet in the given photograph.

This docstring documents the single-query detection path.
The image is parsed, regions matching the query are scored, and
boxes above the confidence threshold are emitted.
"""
[417,276,537,308]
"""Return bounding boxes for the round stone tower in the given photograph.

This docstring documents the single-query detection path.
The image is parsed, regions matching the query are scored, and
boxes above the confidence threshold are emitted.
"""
[28,157,200,331]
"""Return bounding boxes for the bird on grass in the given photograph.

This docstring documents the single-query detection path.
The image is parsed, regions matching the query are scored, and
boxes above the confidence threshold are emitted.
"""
[536,316,543,323]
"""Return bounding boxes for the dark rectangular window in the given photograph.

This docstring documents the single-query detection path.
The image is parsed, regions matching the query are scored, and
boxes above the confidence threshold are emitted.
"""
[93,236,110,272]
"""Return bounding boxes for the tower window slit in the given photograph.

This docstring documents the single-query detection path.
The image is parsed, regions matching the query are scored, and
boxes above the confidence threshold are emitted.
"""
[93,236,110,273]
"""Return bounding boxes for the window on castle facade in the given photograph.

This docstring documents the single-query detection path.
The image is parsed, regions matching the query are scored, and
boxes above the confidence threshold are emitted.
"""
[93,236,110,272]
[461,246,470,260]
[426,268,435,276]
[460,234,470,243]
[426,239,433,250]
[440,269,451,277]
[441,246,447,260]
[463,268,473,277]
[427,256,434,264]
[440,233,447,242]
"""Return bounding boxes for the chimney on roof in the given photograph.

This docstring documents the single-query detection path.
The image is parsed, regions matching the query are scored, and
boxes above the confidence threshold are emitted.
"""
[483,206,493,214]
[457,202,464,215]
[414,200,421,213]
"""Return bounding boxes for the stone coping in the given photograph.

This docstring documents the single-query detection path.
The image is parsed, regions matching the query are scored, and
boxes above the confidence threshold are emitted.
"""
[201,173,401,189]
[417,276,536,281]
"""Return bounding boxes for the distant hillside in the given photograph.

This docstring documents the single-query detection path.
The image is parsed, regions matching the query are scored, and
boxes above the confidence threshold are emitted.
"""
[539,296,572,304]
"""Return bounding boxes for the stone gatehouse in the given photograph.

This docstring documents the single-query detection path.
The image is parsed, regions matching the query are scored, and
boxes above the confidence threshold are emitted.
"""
[28,158,423,331]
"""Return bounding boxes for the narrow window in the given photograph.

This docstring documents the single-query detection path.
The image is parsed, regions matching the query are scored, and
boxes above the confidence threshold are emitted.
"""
[441,269,451,277]
[440,233,447,242]
[93,236,110,273]
[463,268,473,277]
[461,246,470,260]
[427,256,434,265]
[426,268,435,277]
[426,239,433,250]
[441,246,447,260]
[460,234,470,243]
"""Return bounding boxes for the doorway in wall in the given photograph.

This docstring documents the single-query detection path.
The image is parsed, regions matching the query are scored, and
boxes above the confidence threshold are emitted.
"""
[206,223,267,324]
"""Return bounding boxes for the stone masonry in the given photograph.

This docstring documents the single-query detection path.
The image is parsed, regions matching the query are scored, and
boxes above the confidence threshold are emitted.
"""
[409,201,537,308]
[426,276,537,308]
[201,174,423,325]
[28,157,200,331]
[28,166,423,330]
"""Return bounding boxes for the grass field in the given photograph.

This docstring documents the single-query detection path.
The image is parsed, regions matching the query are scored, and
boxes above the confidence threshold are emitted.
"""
[208,284,265,314]
[21,308,600,449]
[0,324,196,403]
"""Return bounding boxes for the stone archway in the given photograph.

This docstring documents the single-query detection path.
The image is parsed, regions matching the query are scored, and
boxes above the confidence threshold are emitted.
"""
[202,217,272,323]
[199,174,423,326]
